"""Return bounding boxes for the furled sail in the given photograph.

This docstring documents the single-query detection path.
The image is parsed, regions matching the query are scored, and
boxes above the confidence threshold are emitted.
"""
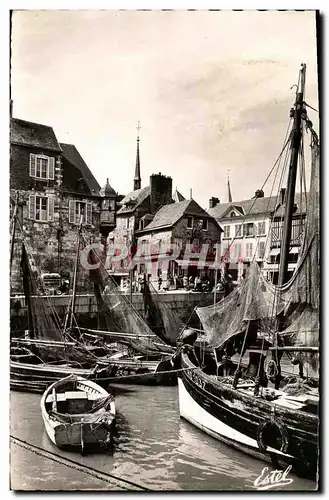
[21,243,63,342]
[143,280,185,346]
[279,136,320,348]
[89,252,175,355]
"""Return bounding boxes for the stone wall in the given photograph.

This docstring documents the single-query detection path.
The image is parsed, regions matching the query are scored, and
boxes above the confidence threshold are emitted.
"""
[10,290,220,341]
[11,187,103,294]
[10,144,60,191]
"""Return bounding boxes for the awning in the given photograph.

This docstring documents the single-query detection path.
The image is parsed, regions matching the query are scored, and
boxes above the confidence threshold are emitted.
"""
[269,248,280,256]
[289,247,299,254]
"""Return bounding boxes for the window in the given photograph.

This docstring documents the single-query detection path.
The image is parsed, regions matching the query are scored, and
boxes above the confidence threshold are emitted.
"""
[243,223,255,237]
[28,195,54,222]
[235,224,242,237]
[202,218,208,231]
[139,219,144,230]
[223,225,230,238]
[69,201,92,225]
[258,221,266,236]
[125,218,130,229]
[246,242,253,259]
[29,154,55,180]
[187,216,193,229]
[230,211,236,218]
[258,241,266,259]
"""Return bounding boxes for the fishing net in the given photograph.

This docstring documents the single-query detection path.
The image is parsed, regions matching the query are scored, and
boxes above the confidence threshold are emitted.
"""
[21,244,63,342]
[196,138,319,352]
[89,250,174,356]
[143,280,185,346]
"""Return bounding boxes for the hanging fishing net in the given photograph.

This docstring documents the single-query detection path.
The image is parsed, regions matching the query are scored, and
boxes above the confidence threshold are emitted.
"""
[88,249,175,356]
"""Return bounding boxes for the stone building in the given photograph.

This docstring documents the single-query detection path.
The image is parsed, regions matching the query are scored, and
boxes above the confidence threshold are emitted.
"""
[208,188,306,284]
[10,113,118,293]
[135,198,222,285]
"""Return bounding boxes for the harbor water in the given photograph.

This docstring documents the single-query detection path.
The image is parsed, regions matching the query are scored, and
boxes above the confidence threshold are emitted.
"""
[10,385,317,491]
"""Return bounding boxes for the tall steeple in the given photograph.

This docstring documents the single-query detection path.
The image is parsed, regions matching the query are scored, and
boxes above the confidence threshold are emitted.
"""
[134,121,141,191]
[227,169,232,203]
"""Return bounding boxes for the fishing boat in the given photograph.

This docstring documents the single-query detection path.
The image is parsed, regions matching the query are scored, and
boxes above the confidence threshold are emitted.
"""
[175,64,319,479]
[41,374,115,451]
[9,217,115,392]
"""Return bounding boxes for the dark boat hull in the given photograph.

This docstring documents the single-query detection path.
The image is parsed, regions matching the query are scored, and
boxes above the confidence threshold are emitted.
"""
[10,360,111,393]
[178,351,319,479]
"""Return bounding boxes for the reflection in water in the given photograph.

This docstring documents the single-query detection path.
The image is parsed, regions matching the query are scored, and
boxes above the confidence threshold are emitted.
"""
[10,386,317,491]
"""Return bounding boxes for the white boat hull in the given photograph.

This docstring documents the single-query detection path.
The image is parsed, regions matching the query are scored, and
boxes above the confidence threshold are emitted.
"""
[178,378,293,461]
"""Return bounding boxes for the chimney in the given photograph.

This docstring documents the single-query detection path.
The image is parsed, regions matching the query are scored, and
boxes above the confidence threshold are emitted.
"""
[280,188,286,205]
[209,197,220,209]
[254,189,264,199]
[189,188,193,200]
[150,173,172,214]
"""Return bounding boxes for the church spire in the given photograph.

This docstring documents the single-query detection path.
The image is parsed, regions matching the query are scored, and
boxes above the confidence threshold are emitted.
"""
[134,121,141,191]
[227,169,232,203]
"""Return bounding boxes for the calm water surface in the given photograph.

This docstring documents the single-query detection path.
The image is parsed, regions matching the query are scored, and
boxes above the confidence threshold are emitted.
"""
[10,385,317,491]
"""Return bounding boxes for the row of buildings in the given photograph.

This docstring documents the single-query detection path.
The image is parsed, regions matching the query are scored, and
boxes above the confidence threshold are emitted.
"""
[10,109,306,293]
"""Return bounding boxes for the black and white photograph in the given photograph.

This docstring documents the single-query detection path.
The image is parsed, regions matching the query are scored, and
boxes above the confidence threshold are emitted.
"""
[9,8,320,492]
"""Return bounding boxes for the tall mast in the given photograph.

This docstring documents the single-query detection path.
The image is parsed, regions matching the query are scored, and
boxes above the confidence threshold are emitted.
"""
[63,215,83,332]
[278,64,306,286]
[10,192,19,274]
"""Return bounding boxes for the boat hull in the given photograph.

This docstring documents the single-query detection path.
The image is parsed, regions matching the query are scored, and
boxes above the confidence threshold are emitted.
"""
[40,375,116,450]
[178,351,319,479]
[10,360,111,393]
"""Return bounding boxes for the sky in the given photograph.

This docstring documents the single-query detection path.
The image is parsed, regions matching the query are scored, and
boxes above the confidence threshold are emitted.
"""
[10,10,319,208]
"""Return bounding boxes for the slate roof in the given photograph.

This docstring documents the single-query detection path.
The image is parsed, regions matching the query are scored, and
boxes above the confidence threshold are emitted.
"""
[100,178,117,197]
[208,193,307,220]
[117,186,151,214]
[139,199,220,233]
[10,118,62,152]
[60,143,101,194]
[173,188,185,203]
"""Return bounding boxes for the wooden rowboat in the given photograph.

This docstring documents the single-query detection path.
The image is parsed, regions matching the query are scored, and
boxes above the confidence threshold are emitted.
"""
[40,374,116,451]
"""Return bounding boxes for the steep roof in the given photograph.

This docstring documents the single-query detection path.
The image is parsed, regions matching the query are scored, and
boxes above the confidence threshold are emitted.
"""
[117,186,151,215]
[60,143,101,194]
[173,188,185,203]
[208,193,307,220]
[10,118,62,152]
[100,178,117,197]
[139,198,219,232]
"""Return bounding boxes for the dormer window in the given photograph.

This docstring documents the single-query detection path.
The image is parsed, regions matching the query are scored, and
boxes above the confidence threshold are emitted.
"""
[139,219,144,230]
[230,211,236,217]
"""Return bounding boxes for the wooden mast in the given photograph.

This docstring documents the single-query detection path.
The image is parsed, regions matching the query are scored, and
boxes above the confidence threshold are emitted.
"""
[63,215,83,332]
[10,192,19,274]
[278,64,306,286]
[69,215,83,330]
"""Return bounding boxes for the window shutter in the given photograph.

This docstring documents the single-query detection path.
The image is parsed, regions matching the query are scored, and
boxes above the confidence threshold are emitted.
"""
[69,200,76,224]
[86,202,92,225]
[29,154,36,177]
[48,157,55,180]
[29,195,36,219]
[48,197,54,221]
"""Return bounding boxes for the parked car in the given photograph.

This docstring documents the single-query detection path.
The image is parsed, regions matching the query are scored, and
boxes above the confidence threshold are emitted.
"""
[41,273,69,295]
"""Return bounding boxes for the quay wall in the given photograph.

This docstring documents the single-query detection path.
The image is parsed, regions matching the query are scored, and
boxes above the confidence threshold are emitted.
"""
[10,291,220,339]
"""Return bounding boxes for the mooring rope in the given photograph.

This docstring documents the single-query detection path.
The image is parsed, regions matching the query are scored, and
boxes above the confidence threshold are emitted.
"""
[10,435,149,491]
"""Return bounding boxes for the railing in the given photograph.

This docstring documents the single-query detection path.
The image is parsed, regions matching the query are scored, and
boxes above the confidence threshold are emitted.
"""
[270,219,305,248]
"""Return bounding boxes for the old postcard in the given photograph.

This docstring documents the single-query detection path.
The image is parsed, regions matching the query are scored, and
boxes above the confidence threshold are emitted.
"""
[9,9,320,492]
